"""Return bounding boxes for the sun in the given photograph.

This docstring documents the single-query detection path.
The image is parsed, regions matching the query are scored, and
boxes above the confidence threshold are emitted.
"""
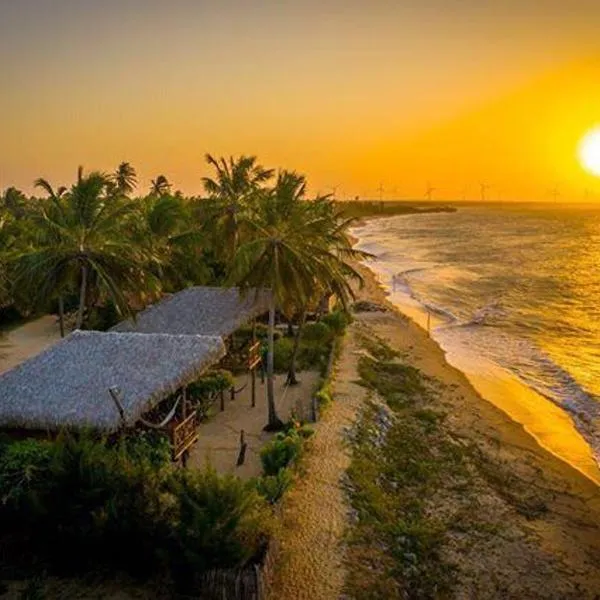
[579,127,600,177]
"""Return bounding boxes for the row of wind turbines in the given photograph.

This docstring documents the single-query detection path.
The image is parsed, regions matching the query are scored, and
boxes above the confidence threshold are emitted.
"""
[326,182,596,202]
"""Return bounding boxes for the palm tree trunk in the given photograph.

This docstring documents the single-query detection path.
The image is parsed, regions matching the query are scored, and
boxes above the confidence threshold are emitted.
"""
[265,292,283,431]
[75,264,88,330]
[287,308,307,385]
[58,296,65,338]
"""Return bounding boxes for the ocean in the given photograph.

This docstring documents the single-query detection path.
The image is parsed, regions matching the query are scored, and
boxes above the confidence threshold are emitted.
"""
[352,203,600,470]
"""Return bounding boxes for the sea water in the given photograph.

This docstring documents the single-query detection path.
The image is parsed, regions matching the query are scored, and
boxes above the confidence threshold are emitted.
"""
[353,203,600,471]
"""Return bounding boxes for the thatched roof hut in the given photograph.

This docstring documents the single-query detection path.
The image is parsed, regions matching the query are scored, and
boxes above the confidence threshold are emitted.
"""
[111,286,270,337]
[0,331,225,432]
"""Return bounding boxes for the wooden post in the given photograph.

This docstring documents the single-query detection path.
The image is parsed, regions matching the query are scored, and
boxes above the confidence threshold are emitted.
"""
[251,318,257,408]
[237,429,247,466]
[220,389,225,412]
[427,311,431,335]
[181,388,188,469]
[311,396,318,423]
[108,387,126,428]
[230,386,235,401]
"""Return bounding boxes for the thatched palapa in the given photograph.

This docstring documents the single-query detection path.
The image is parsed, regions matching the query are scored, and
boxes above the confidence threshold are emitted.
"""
[111,286,270,337]
[0,331,226,432]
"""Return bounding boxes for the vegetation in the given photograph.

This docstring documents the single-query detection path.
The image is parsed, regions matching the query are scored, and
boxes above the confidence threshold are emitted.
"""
[0,433,270,593]
[255,419,313,505]
[1,156,367,430]
[0,154,361,592]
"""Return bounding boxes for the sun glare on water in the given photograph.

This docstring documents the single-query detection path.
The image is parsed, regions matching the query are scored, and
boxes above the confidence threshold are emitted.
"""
[579,127,600,177]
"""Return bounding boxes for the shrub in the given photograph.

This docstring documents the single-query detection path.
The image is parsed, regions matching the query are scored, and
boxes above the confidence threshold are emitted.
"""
[0,433,273,590]
[315,385,333,408]
[273,337,294,372]
[321,310,352,335]
[165,467,270,590]
[255,468,293,504]
[301,321,333,343]
[125,430,172,469]
[260,430,303,476]
[187,370,234,399]
[0,438,53,512]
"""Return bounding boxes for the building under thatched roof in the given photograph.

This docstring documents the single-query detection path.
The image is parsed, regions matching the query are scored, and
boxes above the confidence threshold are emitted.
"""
[0,331,226,432]
[111,286,270,337]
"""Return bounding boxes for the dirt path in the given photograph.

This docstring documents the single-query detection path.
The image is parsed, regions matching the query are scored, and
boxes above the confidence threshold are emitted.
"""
[0,316,62,375]
[267,327,367,600]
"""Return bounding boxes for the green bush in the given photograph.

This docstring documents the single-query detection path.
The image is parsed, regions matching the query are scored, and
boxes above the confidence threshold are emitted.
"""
[0,438,53,511]
[273,337,294,372]
[165,467,270,589]
[187,369,234,399]
[260,429,303,476]
[125,430,172,469]
[0,433,273,590]
[256,469,293,504]
[301,321,333,343]
[321,310,352,335]
[315,385,333,408]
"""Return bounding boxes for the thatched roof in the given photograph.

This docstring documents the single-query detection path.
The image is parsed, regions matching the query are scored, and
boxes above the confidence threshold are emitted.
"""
[0,331,226,432]
[112,286,270,337]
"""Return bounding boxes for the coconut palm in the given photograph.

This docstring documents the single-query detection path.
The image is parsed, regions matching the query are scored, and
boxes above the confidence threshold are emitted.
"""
[15,172,152,330]
[150,175,171,197]
[202,154,274,260]
[113,162,138,196]
[136,194,209,291]
[229,174,365,429]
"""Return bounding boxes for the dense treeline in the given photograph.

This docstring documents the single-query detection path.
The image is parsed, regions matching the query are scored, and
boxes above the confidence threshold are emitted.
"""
[0,155,366,428]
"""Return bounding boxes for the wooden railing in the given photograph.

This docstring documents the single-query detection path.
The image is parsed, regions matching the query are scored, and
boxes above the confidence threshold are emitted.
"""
[248,341,261,370]
[171,412,198,460]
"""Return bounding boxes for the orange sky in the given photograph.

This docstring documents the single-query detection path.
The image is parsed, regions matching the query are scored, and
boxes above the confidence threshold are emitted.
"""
[1,1,600,200]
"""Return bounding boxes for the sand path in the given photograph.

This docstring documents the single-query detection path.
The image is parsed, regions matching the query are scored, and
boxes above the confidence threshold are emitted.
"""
[0,315,62,374]
[267,328,366,600]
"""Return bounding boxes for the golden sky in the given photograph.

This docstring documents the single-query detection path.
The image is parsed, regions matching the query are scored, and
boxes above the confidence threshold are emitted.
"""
[1,1,600,200]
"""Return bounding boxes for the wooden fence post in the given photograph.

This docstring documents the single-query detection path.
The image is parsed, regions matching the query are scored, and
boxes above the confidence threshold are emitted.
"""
[237,430,248,466]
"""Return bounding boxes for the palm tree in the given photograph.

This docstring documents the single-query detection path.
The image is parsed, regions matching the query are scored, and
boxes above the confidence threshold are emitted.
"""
[136,194,208,291]
[202,154,274,260]
[229,175,365,429]
[15,172,152,330]
[113,162,137,196]
[150,175,171,197]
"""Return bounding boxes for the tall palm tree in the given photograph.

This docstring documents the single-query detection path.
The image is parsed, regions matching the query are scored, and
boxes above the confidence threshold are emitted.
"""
[135,194,208,291]
[229,177,365,429]
[202,154,274,260]
[113,162,138,196]
[150,175,171,197]
[15,172,152,330]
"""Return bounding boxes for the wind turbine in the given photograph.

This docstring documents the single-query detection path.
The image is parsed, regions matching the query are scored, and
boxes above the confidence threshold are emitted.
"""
[425,182,436,202]
[480,182,491,202]
[376,182,385,202]
[548,186,561,202]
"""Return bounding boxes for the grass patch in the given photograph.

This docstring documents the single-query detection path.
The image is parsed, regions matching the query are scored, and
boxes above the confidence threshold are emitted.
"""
[344,334,469,599]
[345,331,554,598]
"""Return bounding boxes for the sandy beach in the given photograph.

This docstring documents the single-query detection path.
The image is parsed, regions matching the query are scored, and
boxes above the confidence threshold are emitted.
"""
[268,260,600,599]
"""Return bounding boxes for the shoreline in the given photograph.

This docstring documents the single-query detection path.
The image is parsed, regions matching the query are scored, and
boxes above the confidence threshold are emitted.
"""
[351,221,600,486]
[268,257,600,598]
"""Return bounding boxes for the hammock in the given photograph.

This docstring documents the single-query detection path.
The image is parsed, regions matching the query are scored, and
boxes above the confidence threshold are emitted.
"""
[139,395,181,429]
